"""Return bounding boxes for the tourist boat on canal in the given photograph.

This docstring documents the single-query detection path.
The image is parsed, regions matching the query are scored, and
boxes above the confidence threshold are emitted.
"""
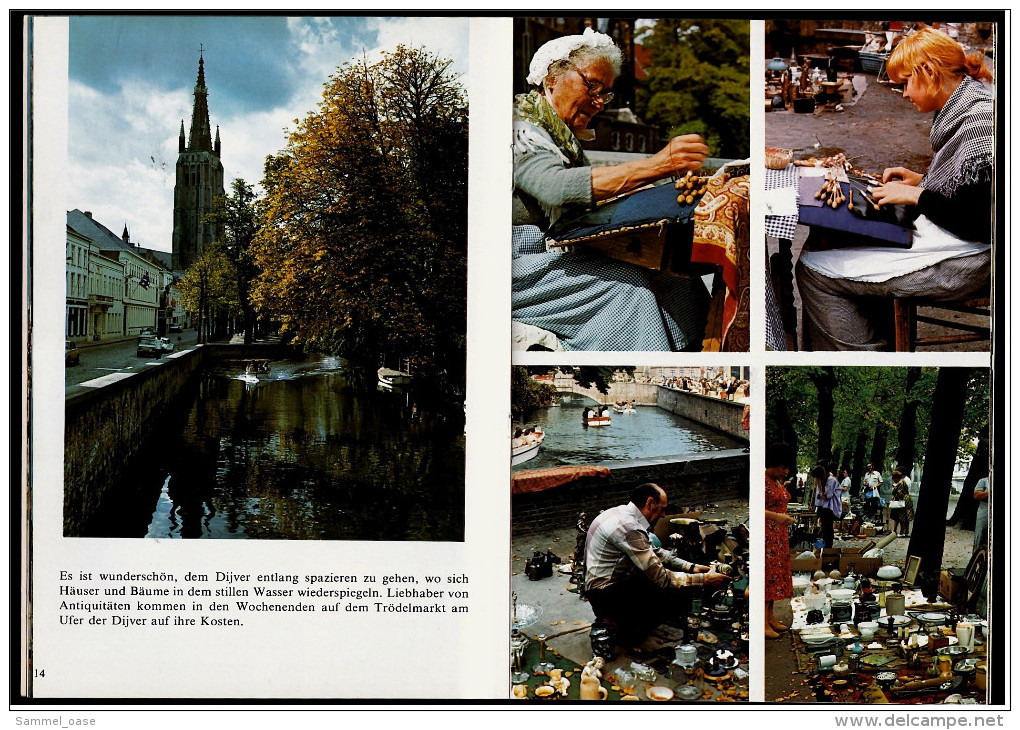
[511,427,545,466]
[613,401,637,414]
[583,408,612,427]
[378,367,412,389]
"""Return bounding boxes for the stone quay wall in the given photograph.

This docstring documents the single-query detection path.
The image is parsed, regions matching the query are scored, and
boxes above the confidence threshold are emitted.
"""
[656,387,747,441]
[63,343,301,535]
[512,449,748,537]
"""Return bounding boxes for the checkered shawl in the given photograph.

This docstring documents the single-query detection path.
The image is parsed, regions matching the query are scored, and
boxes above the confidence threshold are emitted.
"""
[923,76,994,197]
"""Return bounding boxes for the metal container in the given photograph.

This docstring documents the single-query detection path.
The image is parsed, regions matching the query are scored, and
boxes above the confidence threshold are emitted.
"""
[885,591,905,616]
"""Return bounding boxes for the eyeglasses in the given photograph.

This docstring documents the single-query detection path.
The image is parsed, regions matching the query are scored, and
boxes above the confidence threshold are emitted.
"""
[572,65,614,105]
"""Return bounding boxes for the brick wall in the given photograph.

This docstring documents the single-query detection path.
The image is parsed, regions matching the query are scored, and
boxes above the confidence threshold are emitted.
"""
[512,449,749,537]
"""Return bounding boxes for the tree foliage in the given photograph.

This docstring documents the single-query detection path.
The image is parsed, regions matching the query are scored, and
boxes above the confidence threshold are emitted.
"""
[206,178,261,344]
[176,248,239,343]
[510,366,559,420]
[767,366,941,475]
[251,45,467,391]
[637,19,750,159]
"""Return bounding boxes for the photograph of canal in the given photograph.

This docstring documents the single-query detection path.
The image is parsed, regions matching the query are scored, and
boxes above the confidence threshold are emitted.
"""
[510,365,750,701]
[70,354,464,540]
[60,16,469,541]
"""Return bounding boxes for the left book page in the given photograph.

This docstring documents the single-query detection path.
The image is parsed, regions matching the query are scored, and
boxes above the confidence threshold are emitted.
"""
[22,15,511,700]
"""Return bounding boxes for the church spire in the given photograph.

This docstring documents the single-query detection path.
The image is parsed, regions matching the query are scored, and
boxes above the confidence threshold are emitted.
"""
[187,49,213,153]
[179,119,186,153]
[214,125,221,158]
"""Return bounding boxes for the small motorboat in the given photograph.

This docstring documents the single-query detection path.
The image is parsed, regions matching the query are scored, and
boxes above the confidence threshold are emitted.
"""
[511,427,545,466]
[613,401,637,414]
[378,367,412,389]
[584,414,611,427]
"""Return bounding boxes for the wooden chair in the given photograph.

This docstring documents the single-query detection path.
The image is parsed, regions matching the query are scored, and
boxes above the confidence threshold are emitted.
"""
[892,296,991,352]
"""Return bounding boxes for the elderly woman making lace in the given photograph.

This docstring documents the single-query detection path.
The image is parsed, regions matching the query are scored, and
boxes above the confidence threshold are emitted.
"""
[512,29,712,351]
[796,27,993,351]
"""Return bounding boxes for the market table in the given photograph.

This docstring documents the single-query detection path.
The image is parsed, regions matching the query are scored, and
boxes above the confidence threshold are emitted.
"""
[512,621,749,702]
[787,593,987,704]
[765,162,915,349]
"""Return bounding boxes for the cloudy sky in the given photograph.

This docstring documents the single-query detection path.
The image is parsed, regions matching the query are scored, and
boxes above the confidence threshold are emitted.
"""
[67,15,470,253]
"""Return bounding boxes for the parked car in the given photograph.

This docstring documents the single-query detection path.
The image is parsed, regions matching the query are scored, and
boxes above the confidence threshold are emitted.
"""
[136,337,163,357]
[139,328,156,338]
[168,322,182,333]
[159,337,174,354]
[65,340,80,366]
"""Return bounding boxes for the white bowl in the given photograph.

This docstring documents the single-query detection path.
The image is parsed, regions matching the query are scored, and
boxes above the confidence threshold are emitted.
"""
[877,565,902,580]
[858,621,879,640]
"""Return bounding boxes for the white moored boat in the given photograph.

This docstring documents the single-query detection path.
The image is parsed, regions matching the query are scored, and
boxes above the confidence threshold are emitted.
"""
[511,428,544,466]
[378,367,412,389]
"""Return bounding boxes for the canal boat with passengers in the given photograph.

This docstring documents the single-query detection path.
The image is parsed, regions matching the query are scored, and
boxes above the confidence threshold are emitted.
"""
[511,426,545,466]
[582,406,611,427]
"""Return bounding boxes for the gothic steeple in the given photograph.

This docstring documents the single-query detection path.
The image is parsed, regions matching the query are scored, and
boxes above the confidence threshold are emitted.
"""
[187,51,214,153]
[172,48,225,271]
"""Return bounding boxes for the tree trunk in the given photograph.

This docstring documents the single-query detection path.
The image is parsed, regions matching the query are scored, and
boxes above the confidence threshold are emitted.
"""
[895,366,921,474]
[839,443,853,478]
[870,423,889,474]
[811,367,836,468]
[850,430,868,499]
[946,427,989,528]
[769,393,799,461]
[907,367,971,601]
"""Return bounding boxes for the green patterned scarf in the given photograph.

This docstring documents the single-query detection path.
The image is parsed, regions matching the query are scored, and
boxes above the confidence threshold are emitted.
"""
[513,90,586,167]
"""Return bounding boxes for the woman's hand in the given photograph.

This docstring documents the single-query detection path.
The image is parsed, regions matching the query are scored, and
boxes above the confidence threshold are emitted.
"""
[654,134,710,177]
[870,181,924,207]
[590,133,709,200]
[881,166,923,186]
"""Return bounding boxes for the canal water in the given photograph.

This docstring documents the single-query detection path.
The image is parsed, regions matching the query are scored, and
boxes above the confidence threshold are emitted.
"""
[80,356,465,541]
[512,393,743,470]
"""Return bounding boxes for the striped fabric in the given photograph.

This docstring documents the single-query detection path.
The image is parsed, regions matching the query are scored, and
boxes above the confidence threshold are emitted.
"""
[797,249,990,351]
[764,165,800,239]
[512,225,710,352]
[584,502,704,593]
[764,252,788,351]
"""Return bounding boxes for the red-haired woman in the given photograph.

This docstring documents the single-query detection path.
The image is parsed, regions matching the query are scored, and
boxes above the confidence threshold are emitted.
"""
[797,26,993,351]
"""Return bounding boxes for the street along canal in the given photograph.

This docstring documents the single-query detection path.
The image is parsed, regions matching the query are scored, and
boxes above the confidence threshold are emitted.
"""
[78,355,465,540]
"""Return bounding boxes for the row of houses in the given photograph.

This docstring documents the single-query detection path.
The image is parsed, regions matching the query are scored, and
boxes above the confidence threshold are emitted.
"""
[65,209,188,343]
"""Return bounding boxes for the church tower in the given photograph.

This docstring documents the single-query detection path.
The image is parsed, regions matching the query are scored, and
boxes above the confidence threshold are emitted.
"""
[172,51,225,271]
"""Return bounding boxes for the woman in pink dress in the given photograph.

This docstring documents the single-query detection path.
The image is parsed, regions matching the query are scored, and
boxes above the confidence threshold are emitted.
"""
[765,443,797,639]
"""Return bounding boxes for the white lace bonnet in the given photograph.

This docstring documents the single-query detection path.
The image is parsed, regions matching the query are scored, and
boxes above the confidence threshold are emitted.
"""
[526,27,618,86]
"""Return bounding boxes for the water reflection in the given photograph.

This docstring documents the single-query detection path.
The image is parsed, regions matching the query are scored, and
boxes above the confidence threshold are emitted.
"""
[83,356,465,541]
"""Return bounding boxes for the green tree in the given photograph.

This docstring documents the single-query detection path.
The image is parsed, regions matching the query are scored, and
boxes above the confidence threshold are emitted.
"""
[638,19,750,159]
[176,249,238,343]
[205,178,261,344]
[251,45,467,393]
[510,366,559,420]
